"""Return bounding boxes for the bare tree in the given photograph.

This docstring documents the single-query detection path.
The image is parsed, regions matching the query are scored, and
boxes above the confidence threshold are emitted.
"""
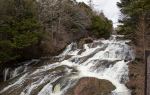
[88,0,93,9]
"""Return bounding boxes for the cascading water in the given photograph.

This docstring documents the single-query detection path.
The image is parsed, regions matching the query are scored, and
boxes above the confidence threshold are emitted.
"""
[0,35,134,95]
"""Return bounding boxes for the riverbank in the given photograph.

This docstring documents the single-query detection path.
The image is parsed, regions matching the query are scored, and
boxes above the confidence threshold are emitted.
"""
[127,61,145,95]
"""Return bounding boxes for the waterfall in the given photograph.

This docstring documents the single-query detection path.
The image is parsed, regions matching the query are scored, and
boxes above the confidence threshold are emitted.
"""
[3,68,9,81]
[0,35,134,95]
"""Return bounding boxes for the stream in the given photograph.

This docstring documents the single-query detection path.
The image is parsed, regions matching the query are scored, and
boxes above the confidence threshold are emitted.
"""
[0,35,134,95]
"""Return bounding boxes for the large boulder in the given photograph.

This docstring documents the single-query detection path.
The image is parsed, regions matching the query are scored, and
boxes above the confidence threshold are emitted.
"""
[65,77,116,95]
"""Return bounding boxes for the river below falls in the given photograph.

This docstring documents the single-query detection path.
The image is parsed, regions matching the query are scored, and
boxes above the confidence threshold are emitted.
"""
[0,35,135,95]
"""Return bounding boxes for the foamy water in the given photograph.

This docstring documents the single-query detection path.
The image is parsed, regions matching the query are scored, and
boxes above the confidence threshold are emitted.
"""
[0,35,134,95]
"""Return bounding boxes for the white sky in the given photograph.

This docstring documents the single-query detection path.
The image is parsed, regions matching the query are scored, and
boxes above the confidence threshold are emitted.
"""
[76,0,121,27]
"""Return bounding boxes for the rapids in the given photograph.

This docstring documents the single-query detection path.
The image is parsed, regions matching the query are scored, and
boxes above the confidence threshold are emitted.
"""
[0,35,134,95]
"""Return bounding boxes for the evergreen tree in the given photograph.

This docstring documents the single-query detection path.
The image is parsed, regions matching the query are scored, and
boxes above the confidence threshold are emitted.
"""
[0,0,41,63]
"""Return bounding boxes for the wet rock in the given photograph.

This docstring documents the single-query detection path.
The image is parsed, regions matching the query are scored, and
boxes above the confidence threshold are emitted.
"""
[90,60,118,72]
[65,77,116,95]
[126,61,145,95]
[88,41,103,48]
[77,49,86,55]
[78,37,93,49]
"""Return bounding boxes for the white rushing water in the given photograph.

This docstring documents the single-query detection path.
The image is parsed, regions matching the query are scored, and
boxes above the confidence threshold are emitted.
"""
[1,35,134,95]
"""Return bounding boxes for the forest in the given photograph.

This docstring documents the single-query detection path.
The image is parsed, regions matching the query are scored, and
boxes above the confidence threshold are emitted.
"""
[0,0,112,64]
[117,0,150,57]
[0,0,149,95]
[117,0,150,95]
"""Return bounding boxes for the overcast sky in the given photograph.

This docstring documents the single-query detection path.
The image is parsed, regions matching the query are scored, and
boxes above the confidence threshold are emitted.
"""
[76,0,121,27]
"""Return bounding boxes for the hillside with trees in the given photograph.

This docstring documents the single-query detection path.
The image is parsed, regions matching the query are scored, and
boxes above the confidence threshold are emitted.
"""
[117,0,150,95]
[117,0,150,58]
[0,0,112,65]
